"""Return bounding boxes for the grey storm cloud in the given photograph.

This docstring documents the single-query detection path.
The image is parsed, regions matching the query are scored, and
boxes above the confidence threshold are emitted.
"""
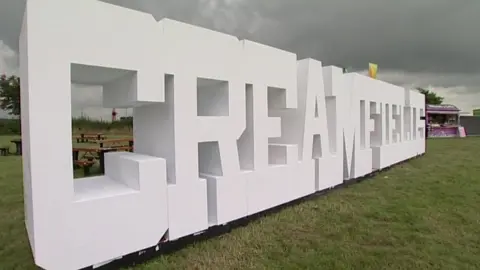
[2,0,479,73]
[0,0,479,115]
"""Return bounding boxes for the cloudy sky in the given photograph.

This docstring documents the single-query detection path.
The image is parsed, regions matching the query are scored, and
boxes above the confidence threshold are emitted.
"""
[1,0,479,118]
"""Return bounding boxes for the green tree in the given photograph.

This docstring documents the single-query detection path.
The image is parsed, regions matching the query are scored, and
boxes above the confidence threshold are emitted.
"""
[0,74,21,116]
[416,87,444,105]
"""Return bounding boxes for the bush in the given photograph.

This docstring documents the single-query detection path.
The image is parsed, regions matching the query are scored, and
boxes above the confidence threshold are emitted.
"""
[0,119,21,135]
[71,116,132,134]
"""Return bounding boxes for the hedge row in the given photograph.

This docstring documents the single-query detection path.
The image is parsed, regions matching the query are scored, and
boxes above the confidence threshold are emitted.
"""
[0,117,133,135]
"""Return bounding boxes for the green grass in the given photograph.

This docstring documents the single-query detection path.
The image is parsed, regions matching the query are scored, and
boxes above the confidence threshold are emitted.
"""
[1,136,480,269]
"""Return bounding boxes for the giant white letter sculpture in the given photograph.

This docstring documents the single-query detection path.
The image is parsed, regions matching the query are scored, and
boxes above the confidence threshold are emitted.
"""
[20,0,425,269]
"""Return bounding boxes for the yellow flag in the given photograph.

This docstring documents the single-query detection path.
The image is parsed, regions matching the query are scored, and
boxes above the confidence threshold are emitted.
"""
[368,63,378,79]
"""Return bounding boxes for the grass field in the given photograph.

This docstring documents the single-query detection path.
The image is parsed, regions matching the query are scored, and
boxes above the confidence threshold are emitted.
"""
[1,136,480,269]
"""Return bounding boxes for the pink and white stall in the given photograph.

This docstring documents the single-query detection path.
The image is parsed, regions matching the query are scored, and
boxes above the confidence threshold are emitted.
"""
[426,104,466,138]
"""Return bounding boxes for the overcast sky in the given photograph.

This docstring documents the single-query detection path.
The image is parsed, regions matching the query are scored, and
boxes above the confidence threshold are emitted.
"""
[1,0,479,118]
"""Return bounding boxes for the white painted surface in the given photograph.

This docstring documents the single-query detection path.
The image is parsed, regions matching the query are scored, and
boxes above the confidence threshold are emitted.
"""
[20,1,425,269]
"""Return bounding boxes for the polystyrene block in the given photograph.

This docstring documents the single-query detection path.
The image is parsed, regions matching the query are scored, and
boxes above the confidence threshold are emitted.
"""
[20,1,426,269]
